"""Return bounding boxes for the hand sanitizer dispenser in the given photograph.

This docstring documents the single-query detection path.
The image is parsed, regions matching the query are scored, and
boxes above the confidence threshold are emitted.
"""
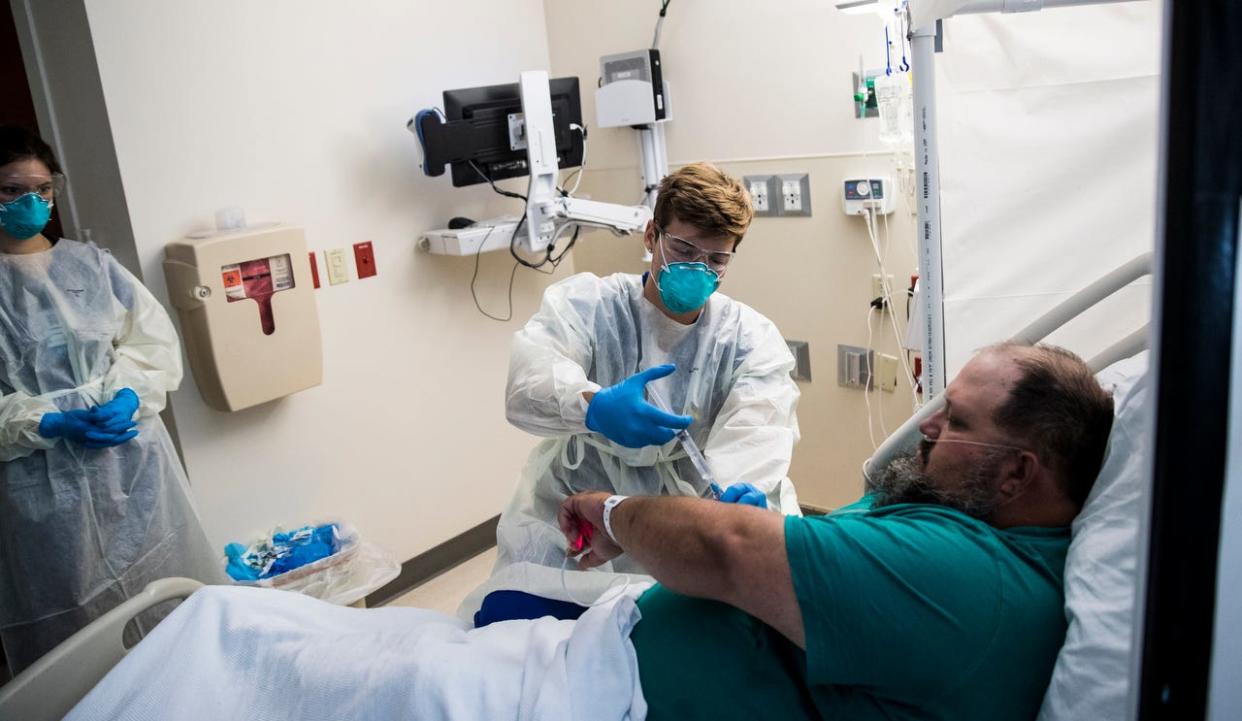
[164,224,322,411]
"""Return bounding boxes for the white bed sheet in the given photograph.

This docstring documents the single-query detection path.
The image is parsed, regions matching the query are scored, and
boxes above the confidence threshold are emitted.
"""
[65,583,651,721]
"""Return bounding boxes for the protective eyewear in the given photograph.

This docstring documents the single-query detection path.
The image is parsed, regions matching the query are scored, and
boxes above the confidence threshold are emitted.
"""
[0,173,66,203]
[656,223,735,272]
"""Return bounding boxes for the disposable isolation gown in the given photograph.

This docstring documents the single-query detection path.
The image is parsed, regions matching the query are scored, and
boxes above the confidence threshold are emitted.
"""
[0,240,223,673]
[496,272,802,574]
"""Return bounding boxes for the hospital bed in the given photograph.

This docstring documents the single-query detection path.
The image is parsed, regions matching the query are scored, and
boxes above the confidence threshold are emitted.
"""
[0,577,203,721]
[0,253,1153,721]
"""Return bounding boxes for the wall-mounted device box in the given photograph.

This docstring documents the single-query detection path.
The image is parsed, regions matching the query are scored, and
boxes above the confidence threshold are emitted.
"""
[596,49,670,128]
[164,224,323,412]
[841,176,896,215]
[837,344,874,389]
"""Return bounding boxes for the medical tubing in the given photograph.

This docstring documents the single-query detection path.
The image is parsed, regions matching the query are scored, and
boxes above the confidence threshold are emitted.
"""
[863,203,918,408]
[878,203,920,409]
[871,304,889,438]
[858,144,918,407]
[899,3,911,72]
[885,25,893,76]
[651,0,671,49]
[864,306,880,450]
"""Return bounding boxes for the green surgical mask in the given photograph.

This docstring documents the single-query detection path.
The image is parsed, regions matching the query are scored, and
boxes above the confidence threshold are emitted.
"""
[656,261,719,314]
[0,193,53,240]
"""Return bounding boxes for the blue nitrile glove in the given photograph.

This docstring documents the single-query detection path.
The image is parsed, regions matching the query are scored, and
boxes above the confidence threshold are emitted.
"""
[585,364,693,448]
[719,482,768,509]
[90,388,141,433]
[39,408,138,448]
[224,542,262,581]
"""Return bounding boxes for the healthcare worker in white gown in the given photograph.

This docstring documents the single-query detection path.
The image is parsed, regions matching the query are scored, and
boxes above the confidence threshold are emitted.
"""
[495,163,801,581]
[0,126,223,674]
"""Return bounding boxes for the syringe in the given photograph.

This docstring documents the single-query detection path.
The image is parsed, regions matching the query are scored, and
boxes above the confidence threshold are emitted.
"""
[676,429,723,500]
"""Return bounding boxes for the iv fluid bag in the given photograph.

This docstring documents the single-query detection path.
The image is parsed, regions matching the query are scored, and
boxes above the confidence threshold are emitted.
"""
[875,73,913,147]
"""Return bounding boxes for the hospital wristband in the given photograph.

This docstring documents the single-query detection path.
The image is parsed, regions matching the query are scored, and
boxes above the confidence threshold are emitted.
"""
[602,495,629,545]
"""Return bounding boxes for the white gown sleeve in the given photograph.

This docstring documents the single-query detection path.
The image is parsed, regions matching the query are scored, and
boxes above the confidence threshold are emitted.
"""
[101,256,184,418]
[505,274,604,436]
[0,389,58,461]
[702,317,802,514]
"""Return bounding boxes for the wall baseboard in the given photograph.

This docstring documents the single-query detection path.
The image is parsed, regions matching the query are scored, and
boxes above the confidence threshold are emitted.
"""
[366,515,499,608]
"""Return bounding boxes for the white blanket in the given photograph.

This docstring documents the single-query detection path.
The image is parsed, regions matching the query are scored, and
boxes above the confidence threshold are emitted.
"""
[66,584,650,721]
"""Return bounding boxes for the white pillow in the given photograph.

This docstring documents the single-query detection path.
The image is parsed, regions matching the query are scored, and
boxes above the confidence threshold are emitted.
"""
[1038,352,1150,721]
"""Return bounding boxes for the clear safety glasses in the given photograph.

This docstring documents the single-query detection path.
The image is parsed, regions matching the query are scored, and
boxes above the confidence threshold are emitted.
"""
[0,173,66,204]
[656,223,735,273]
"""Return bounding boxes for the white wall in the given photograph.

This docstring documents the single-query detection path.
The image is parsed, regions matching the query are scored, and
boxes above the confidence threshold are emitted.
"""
[544,0,887,171]
[70,0,572,561]
[544,0,921,508]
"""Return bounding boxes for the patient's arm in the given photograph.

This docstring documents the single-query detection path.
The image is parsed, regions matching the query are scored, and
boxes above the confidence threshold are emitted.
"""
[559,492,805,648]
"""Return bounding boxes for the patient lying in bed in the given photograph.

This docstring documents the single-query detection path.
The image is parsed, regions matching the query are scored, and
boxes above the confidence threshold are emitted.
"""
[67,343,1113,721]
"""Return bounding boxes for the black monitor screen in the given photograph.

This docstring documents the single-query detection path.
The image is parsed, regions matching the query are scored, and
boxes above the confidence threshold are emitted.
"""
[439,77,583,188]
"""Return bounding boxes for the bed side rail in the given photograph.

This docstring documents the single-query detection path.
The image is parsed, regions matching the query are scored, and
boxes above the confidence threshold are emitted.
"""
[864,252,1153,484]
[0,577,203,721]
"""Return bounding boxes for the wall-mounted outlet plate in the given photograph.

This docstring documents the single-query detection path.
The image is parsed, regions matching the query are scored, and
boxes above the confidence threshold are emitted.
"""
[871,273,894,304]
[744,174,776,217]
[786,339,812,382]
[325,248,350,285]
[837,344,873,389]
[778,173,812,217]
[875,353,899,392]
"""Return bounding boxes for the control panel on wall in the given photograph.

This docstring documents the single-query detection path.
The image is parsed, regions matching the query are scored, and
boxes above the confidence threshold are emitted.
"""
[841,177,895,215]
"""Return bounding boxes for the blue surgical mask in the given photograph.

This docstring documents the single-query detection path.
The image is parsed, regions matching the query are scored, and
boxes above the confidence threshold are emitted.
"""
[0,193,53,240]
[656,261,720,314]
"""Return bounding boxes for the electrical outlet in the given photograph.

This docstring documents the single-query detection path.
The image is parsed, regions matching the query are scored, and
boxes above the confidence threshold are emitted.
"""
[744,175,775,217]
[871,273,894,303]
[749,179,769,212]
[325,248,350,285]
[782,180,802,212]
[875,353,899,392]
[778,173,812,217]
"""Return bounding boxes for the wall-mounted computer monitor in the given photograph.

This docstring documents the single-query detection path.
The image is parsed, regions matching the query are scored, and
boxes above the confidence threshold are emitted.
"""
[416,76,583,188]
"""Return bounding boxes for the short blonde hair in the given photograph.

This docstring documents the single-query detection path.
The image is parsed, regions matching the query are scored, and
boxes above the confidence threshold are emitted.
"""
[654,162,754,246]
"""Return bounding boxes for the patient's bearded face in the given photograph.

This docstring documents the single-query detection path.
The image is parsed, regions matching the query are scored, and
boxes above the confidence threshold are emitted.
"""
[871,446,1008,519]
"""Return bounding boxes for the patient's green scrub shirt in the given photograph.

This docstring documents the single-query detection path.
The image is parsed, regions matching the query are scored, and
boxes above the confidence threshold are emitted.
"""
[630,497,1071,721]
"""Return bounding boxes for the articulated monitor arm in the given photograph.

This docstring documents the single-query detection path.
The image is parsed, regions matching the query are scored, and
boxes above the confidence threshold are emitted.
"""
[526,195,652,248]
[520,70,651,251]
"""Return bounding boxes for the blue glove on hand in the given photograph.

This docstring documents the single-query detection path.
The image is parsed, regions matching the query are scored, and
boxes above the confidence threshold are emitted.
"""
[719,482,768,509]
[89,388,141,432]
[585,364,693,448]
[39,408,138,448]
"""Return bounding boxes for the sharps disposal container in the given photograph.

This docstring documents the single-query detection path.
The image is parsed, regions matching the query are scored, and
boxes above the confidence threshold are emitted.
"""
[164,224,322,411]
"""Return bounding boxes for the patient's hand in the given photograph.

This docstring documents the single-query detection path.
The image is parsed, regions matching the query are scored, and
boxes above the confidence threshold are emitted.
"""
[559,492,624,569]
